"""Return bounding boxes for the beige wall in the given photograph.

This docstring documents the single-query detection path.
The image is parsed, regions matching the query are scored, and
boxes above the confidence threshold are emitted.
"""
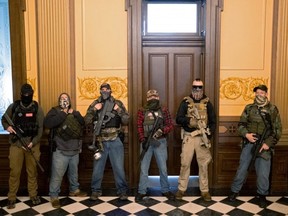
[74,0,128,115]
[220,0,273,116]
[24,0,274,117]
[24,0,38,100]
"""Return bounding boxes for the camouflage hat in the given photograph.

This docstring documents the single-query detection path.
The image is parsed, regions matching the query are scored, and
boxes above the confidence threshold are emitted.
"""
[100,83,111,90]
[147,89,159,98]
[253,84,268,92]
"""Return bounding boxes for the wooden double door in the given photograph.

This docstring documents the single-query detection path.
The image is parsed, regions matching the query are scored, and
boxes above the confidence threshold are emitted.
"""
[141,46,205,175]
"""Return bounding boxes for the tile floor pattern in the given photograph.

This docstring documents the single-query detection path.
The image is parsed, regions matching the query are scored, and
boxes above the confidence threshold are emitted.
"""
[0,195,287,216]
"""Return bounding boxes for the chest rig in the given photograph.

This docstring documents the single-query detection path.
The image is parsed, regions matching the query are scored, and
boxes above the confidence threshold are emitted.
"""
[12,100,38,137]
[143,109,164,137]
[184,96,209,125]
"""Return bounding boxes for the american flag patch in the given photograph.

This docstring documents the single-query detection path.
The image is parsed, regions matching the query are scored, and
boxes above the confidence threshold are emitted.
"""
[26,113,33,117]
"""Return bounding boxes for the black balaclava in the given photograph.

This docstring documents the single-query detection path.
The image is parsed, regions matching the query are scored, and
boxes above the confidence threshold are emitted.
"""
[21,83,34,106]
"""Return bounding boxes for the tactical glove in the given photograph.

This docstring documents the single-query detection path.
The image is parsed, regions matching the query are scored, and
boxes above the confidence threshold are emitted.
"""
[141,138,148,150]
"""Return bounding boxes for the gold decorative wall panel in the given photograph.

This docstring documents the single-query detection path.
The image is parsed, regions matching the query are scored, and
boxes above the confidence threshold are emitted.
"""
[220,77,268,101]
[36,0,72,114]
[78,76,127,100]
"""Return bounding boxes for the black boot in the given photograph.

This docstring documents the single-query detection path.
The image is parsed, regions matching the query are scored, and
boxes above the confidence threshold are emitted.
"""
[228,192,239,202]
[258,194,267,208]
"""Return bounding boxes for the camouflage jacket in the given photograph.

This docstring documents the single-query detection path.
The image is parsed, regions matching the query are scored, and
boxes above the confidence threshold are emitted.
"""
[238,102,282,148]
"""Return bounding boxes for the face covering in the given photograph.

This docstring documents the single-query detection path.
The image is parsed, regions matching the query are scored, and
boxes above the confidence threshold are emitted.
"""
[100,90,111,100]
[21,94,33,106]
[191,88,204,101]
[59,99,70,109]
[146,99,160,110]
[254,95,268,108]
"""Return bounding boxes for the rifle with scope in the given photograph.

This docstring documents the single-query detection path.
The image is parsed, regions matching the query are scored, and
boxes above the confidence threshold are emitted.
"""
[3,113,45,172]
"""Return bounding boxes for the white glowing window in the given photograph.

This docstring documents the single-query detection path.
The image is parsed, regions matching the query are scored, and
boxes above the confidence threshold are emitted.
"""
[147,3,197,33]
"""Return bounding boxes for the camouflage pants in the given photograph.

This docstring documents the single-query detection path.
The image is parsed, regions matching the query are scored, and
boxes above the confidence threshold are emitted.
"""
[178,135,212,192]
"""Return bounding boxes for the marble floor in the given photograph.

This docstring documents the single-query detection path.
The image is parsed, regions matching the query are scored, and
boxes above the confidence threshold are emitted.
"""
[0,177,287,216]
[0,194,288,216]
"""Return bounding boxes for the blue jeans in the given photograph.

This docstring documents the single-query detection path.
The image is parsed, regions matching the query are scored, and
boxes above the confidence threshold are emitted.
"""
[231,143,271,195]
[138,138,170,194]
[49,149,80,198]
[91,137,128,195]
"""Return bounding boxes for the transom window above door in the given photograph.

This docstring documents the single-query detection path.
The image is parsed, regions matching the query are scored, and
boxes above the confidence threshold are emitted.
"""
[143,0,205,38]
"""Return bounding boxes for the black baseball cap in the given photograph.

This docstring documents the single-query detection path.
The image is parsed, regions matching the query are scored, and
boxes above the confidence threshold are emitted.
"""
[253,84,268,92]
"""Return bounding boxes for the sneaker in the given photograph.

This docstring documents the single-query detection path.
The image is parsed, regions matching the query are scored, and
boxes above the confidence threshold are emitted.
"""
[69,189,87,197]
[90,191,102,200]
[175,190,184,200]
[228,192,239,202]
[135,193,146,202]
[258,194,267,208]
[201,191,212,201]
[51,198,60,208]
[31,196,41,205]
[162,191,175,200]
[119,193,128,201]
[7,200,16,209]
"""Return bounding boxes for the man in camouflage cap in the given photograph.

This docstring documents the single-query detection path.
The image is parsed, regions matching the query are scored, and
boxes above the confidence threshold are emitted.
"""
[84,82,129,201]
[135,89,174,202]
[229,84,282,208]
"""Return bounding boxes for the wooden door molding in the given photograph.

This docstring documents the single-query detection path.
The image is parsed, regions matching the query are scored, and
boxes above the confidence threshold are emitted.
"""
[126,0,223,187]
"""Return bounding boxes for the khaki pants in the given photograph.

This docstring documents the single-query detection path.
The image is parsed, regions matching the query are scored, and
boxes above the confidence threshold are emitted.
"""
[178,135,212,192]
[8,144,40,200]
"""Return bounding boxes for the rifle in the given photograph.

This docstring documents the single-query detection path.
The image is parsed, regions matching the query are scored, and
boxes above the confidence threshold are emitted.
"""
[139,116,163,163]
[247,109,270,172]
[88,100,115,156]
[4,113,45,172]
[190,106,211,148]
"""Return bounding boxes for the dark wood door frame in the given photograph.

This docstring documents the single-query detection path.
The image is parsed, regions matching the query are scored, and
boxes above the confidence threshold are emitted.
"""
[126,0,223,187]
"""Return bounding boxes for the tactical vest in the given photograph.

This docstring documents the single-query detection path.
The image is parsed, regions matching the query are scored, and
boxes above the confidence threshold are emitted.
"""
[246,104,273,136]
[12,100,38,137]
[56,113,82,141]
[143,109,164,137]
[184,96,209,126]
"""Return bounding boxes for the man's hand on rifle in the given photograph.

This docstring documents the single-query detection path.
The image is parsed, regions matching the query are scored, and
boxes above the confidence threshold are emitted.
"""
[6,126,16,134]
[259,143,269,152]
[246,133,258,143]
[141,138,148,150]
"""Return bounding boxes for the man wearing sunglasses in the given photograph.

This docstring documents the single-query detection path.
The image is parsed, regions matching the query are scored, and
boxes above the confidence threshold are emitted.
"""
[175,78,216,202]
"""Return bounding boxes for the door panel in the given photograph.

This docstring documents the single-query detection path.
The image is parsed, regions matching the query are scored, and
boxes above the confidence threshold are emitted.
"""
[142,46,204,175]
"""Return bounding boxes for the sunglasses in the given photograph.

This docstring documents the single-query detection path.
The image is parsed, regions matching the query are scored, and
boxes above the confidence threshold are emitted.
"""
[192,85,203,90]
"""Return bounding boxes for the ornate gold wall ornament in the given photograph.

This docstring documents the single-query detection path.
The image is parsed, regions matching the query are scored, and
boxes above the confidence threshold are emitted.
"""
[78,76,127,100]
[220,77,268,101]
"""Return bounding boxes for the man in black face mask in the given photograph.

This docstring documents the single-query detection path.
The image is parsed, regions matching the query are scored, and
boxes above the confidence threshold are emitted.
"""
[1,83,44,209]
[84,83,130,201]
[135,89,174,202]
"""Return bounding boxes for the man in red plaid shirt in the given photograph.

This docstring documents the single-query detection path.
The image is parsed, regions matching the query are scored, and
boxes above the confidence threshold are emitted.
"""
[135,89,174,202]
